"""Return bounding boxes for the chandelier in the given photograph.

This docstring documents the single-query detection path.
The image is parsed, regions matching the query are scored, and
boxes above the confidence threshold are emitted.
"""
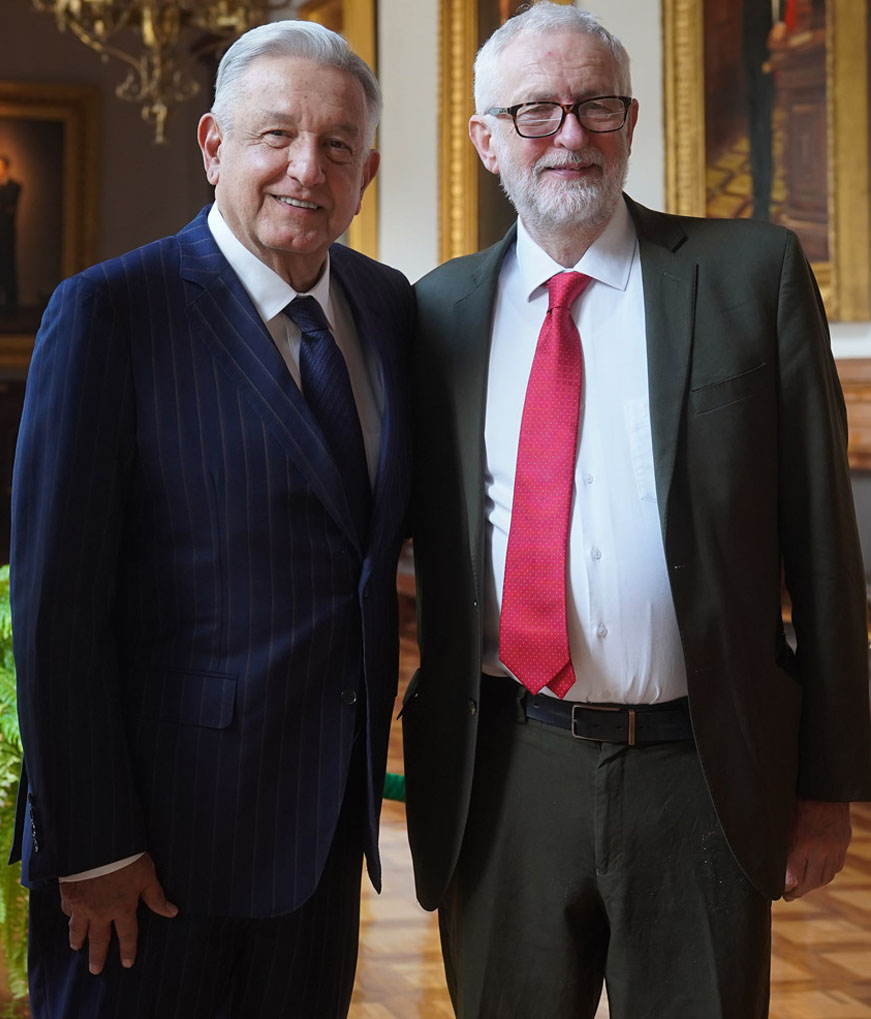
[32,1,287,143]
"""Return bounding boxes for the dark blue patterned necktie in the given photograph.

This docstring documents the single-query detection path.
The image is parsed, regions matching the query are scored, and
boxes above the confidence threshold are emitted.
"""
[284,296,371,544]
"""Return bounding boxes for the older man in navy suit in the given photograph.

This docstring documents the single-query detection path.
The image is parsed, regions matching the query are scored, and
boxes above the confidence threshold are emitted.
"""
[10,19,412,1018]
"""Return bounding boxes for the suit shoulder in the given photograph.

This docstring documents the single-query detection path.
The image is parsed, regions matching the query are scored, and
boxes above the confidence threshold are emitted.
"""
[64,232,182,299]
[330,243,412,297]
[630,199,798,261]
[414,234,512,312]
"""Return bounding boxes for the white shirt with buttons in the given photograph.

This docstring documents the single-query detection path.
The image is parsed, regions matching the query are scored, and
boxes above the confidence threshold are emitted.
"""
[481,201,688,704]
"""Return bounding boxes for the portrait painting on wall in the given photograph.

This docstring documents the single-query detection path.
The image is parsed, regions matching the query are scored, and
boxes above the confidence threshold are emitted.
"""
[0,118,63,336]
[664,0,870,322]
[703,0,828,261]
[0,84,97,361]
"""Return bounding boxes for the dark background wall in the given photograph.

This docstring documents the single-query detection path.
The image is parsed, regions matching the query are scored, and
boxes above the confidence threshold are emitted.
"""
[2,0,214,262]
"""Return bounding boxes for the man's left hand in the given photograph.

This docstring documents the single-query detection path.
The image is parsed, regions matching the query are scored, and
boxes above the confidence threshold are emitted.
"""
[783,799,851,901]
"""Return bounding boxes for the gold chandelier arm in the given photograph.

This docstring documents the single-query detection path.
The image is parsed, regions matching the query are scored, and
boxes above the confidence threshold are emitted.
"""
[31,0,279,143]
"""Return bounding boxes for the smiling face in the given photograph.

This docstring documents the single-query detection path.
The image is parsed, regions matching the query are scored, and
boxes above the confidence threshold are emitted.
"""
[470,31,637,255]
[199,55,379,291]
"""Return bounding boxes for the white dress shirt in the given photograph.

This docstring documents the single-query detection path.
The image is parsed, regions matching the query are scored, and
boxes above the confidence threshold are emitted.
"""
[482,202,688,704]
[207,203,383,485]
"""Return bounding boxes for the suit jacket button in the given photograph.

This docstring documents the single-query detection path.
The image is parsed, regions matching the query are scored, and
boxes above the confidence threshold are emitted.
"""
[342,689,358,705]
[468,699,478,716]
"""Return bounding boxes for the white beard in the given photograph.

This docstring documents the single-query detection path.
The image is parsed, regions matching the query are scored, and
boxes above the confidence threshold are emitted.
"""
[495,143,629,238]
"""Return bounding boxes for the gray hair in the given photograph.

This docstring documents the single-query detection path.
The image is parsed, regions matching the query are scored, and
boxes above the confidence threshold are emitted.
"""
[473,3,632,113]
[212,20,382,147]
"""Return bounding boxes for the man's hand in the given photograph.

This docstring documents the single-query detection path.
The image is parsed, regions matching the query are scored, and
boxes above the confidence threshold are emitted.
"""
[59,852,178,974]
[783,799,852,901]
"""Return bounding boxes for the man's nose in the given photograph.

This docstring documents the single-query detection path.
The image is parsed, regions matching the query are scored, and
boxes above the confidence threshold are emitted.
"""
[286,137,325,186]
[553,108,589,148]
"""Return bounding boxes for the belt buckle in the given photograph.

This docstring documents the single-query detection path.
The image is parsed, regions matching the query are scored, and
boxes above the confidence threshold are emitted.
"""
[570,704,637,746]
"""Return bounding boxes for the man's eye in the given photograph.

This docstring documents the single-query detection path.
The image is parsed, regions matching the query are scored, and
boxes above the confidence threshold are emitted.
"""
[327,140,354,162]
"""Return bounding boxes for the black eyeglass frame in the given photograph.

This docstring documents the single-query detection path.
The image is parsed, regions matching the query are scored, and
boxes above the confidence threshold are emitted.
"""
[485,96,633,137]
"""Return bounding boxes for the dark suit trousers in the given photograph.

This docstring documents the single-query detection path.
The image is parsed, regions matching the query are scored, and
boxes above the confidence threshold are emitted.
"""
[439,678,771,1019]
[26,752,366,1019]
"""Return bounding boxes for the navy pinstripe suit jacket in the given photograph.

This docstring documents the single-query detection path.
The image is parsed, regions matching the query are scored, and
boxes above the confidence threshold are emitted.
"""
[10,207,413,917]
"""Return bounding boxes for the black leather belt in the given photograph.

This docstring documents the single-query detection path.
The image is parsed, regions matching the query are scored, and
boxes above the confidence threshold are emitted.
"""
[483,675,693,746]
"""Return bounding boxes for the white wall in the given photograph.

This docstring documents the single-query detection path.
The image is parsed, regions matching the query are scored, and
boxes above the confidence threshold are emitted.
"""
[376,0,870,353]
[377,0,440,283]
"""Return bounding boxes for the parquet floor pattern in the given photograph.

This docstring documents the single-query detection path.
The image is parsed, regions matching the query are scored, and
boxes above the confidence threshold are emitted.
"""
[351,595,871,1018]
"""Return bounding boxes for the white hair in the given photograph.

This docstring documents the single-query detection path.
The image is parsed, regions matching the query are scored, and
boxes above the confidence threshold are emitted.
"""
[211,20,382,147]
[473,3,632,113]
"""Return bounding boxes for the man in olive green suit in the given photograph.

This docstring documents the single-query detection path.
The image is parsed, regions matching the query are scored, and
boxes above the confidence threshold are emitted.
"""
[402,5,871,1018]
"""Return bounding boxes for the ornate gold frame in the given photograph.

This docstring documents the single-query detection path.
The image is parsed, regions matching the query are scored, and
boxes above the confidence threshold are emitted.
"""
[0,82,99,371]
[439,0,479,262]
[663,0,870,322]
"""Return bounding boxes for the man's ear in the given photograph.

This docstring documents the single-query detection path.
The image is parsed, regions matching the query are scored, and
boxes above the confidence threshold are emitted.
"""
[198,113,223,186]
[469,116,501,175]
[624,98,639,152]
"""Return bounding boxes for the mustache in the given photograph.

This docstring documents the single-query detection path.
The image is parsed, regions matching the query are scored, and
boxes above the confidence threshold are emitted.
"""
[533,151,605,175]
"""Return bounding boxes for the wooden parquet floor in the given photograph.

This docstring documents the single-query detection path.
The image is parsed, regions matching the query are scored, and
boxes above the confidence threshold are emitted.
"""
[352,594,871,1018]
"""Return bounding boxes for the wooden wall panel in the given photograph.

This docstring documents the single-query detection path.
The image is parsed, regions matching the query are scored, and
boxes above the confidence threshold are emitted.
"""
[838,359,871,469]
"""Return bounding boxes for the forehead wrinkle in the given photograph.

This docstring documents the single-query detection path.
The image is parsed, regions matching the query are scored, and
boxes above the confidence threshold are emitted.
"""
[503,36,622,105]
[253,109,362,138]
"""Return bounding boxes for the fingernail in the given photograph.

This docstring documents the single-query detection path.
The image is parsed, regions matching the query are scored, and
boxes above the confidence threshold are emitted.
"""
[122,958,133,969]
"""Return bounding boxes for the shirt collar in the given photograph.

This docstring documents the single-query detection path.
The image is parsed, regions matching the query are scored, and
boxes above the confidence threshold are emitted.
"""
[207,203,334,327]
[514,197,638,302]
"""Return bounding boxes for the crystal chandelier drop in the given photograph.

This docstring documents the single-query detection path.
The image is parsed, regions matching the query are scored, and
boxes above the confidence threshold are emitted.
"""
[32,1,286,142]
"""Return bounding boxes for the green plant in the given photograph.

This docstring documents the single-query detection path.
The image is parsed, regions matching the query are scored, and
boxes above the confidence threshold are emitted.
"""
[0,565,27,1000]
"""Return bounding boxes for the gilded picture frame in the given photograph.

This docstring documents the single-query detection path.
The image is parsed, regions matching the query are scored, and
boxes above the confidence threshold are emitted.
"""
[0,82,98,372]
[663,0,870,322]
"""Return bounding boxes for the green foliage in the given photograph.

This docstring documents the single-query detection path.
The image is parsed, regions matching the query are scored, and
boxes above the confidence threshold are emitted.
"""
[0,566,27,999]
[383,772,406,803]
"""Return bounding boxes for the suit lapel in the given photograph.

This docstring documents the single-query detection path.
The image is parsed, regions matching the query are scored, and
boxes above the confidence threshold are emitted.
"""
[450,207,695,562]
[447,230,516,587]
[177,211,364,551]
[626,198,697,538]
[330,247,410,558]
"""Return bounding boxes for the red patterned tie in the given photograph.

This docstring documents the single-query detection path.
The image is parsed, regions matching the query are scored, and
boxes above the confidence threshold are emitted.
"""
[499,271,592,698]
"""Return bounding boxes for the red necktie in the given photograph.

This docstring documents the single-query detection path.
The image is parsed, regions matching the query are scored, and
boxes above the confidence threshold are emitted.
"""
[499,271,592,698]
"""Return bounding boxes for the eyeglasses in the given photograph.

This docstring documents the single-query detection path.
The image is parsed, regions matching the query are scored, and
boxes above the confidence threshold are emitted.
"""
[485,96,632,138]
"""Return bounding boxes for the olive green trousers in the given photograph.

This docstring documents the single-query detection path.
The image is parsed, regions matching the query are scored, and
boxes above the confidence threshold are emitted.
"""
[439,678,771,1019]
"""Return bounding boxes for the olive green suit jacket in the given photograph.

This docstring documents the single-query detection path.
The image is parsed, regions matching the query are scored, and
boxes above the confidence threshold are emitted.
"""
[403,196,871,910]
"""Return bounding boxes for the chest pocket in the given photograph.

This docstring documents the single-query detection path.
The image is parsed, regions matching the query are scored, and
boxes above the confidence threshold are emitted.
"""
[690,362,771,416]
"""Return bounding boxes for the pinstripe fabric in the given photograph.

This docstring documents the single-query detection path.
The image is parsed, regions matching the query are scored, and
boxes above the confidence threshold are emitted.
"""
[10,206,413,920]
[26,747,367,1018]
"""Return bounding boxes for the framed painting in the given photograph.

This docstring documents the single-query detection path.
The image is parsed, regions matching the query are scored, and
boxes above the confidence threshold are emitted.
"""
[0,83,98,373]
[663,0,870,322]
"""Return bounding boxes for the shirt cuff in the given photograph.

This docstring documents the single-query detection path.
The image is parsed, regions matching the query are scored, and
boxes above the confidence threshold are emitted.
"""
[59,852,145,882]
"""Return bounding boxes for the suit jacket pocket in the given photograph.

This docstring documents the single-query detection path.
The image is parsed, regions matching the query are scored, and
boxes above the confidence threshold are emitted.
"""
[126,668,237,729]
[690,362,771,416]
